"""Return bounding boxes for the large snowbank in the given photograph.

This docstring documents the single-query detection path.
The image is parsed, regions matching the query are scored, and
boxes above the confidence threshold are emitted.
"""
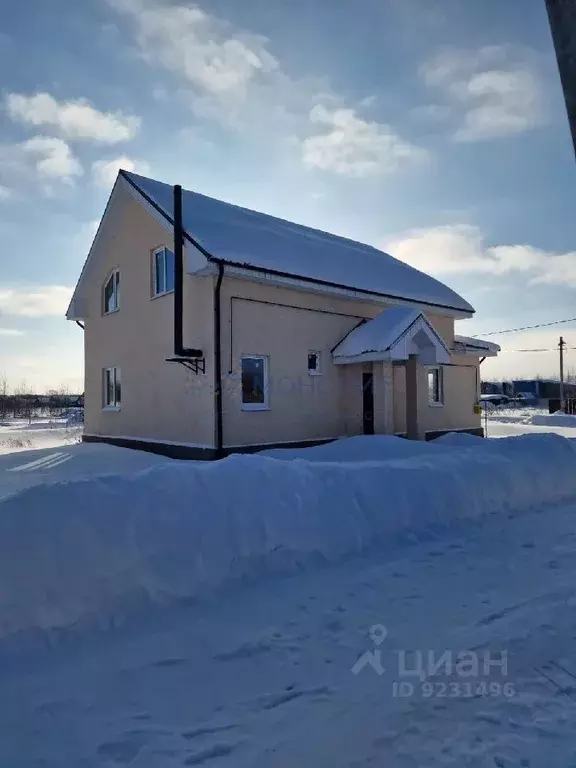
[1,433,576,645]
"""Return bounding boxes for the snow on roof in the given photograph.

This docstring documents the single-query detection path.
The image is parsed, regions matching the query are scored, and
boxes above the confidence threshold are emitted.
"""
[334,307,420,358]
[123,171,474,315]
[332,306,451,364]
[454,335,500,356]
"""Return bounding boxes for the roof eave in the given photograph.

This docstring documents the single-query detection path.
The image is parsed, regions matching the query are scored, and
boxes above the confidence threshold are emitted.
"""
[212,261,474,318]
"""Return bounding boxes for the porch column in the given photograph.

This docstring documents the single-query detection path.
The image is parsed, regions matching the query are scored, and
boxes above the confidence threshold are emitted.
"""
[406,354,424,440]
[373,362,395,434]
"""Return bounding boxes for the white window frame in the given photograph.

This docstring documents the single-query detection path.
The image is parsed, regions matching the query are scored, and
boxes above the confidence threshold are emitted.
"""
[308,350,322,376]
[103,269,120,314]
[103,367,121,410]
[152,246,175,298]
[241,355,269,411]
[428,365,444,407]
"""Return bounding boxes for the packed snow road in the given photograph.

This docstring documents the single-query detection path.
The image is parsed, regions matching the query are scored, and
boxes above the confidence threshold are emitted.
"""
[2,433,576,766]
[2,497,576,766]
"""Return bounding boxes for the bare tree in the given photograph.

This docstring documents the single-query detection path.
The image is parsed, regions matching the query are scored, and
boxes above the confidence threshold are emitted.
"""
[46,384,70,419]
[0,373,8,421]
[14,380,34,423]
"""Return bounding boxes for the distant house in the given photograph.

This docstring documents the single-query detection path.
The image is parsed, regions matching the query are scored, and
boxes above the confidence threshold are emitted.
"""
[66,171,499,459]
[481,381,514,397]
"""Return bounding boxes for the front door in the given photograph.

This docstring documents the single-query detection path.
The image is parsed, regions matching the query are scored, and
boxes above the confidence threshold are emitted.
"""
[362,372,374,435]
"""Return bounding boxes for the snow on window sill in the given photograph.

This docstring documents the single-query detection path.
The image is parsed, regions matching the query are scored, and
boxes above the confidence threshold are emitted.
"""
[429,401,444,408]
[241,403,270,412]
[151,289,174,300]
[308,370,322,376]
[103,307,120,316]
[103,406,121,412]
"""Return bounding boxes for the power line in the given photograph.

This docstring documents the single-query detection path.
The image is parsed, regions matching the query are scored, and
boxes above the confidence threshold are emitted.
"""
[500,347,576,353]
[473,316,576,337]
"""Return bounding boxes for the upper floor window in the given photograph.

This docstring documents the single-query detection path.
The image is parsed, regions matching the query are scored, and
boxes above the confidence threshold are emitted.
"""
[152,247,175,297]
[103,270,120,314]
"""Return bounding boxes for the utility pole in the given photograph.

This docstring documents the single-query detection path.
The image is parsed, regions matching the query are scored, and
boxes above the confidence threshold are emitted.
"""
[559,336,566,411]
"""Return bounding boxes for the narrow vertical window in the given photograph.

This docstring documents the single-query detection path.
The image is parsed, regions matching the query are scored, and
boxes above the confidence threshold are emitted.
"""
[428,366,444,405]
[152,247,175,296]
[103,367,121,408]
[308,351,321,375]
[241,356,269,410]
[103,270,120,313]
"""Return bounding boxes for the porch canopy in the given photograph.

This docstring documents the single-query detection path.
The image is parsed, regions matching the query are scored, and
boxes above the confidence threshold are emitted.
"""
[332,306,451,365]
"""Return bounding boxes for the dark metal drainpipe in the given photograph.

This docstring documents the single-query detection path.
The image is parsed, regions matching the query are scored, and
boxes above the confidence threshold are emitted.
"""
[173,184,202,358]
[214,262,225,457]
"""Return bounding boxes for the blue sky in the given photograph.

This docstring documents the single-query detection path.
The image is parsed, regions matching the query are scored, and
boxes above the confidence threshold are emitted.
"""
[1,0,575,390]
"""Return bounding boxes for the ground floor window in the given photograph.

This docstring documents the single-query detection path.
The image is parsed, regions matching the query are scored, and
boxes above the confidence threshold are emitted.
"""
[308,350,321,375]
[428,366,444,405]
[241,356,268,410]
[104,367,121,409]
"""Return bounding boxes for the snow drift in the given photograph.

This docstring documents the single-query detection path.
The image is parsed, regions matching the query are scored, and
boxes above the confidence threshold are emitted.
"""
[1,433,576,645]
[529,413,576,428]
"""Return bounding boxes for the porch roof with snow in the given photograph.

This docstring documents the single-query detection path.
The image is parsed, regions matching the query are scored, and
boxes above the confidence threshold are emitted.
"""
[67,171,475,319]
[332,306,452,365]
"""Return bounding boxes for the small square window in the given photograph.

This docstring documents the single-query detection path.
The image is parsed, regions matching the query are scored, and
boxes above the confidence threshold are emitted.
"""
[241,356,269,410]
[428,366,444,406]
[103,367,121,409]
[308,351,321,375]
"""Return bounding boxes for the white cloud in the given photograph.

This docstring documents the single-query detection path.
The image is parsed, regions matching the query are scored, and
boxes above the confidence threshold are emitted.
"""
[0,286,73,318]
[92,156,151,188]
[6,92,140,144]
[108,0,318,135]
[0,136,82,191]
[108,0,278,103]
[385,224,576,286]
[0,328,25,337]
[109,0,424,176]
[301,105,428,177]
[0,185,10,200]
[420,46,543,141]
[21,137,82,182]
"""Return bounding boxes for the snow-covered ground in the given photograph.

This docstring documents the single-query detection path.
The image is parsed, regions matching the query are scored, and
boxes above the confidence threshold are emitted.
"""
[2,430,576,765]
[486,406,576,439]
[0,417,84,455]
[0,439,175,502]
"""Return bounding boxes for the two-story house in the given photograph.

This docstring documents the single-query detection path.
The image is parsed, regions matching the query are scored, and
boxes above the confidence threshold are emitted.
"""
[66,170,499,459]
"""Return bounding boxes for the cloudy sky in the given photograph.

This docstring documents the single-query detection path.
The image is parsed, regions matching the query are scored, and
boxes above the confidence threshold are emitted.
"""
[1,0,575,390]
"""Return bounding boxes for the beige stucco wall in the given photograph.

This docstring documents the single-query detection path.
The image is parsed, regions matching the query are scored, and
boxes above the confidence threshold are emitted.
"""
[219,278,387,447]
[392,356,480,436]
[217,277,474,447]
[82,185,215,447]
[419,357,481,434]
